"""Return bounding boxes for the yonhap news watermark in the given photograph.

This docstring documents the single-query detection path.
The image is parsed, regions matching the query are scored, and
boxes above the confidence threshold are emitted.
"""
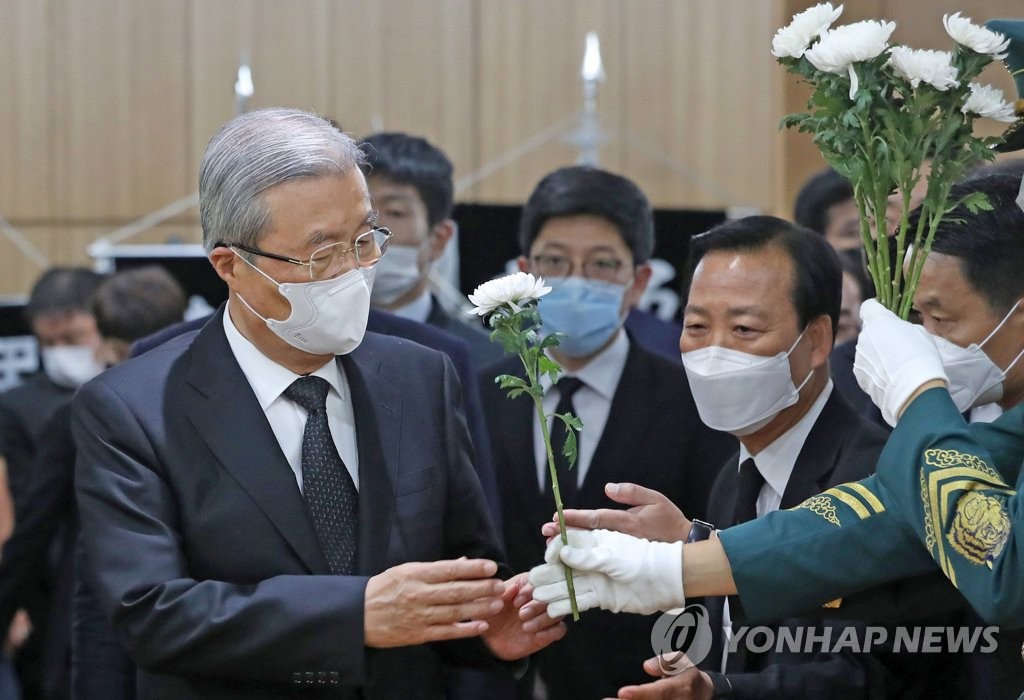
[651,604,1001,674]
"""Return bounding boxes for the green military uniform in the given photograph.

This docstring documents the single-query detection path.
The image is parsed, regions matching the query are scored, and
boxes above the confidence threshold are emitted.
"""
[720,388,1022,627]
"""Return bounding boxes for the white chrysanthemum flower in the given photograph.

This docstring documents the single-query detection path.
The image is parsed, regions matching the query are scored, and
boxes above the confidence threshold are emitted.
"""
[888,47,959,90]
[771,2,844,59]
[468,272,551,316]
[961,83,1017,123]
[805,20,896,99]
[943,13,1010,58]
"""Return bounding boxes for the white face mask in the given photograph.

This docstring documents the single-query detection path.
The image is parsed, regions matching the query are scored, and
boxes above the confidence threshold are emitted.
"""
[932,299,1024,411]
[369,244,423,306]
[681,332,812,436]
[233,250,374,356]
[41,345,104,389]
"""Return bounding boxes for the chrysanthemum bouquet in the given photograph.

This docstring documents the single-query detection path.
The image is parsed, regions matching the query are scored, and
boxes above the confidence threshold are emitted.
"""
[469,272,583,620]
[775,4,1016,318]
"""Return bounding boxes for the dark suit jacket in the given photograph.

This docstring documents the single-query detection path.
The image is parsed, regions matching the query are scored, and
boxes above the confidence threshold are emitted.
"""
[133,309,501,524]
[426,295,504,369]
[699,389,890,699]
[480,338,736,699]
[73,308,507,699]
[624,308,684,364]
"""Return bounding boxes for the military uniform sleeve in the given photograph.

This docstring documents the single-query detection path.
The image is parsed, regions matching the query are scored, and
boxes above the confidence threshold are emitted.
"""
[719,475,939,624]
[874,387,1024,627]
[966,404,1024,485]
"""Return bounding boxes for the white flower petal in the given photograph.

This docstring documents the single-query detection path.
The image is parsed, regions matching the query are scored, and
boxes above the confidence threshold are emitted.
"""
[804,19,896,78]
[961,82,1017,123]
[943,12,1010,58]
[887,47,959,91]
[771,2,844,59]
[467,272,552,316]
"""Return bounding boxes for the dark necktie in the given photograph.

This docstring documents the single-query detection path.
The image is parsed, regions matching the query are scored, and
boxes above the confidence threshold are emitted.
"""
[725,457,767,674]
[733,457,765,526]
[284,376,358,575]
[547,377,584,507]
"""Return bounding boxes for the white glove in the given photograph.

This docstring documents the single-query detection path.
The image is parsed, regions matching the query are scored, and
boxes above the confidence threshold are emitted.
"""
[854,299,947,427]
[529,529,684,617]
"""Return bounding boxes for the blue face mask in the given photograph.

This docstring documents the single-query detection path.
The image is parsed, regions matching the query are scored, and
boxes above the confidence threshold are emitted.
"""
[539,277,628,357]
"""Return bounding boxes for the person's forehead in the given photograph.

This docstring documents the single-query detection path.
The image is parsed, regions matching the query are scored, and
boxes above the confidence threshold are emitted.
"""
[915,253,976,310]
[533,215,627,252]
[689,247,796,313]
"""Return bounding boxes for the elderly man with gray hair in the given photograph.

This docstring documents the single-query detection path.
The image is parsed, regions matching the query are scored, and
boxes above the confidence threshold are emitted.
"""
[72,108,563,699]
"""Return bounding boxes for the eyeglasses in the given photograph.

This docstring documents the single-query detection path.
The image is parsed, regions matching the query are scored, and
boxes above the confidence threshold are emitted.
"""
[221,227,392,281]
[530,254,626,283]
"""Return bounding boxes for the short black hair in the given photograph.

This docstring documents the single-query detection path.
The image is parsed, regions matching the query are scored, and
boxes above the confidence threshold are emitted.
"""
[794,167,854,235]
[25,267,106,325]
[518,166,654,263]
[91,266,187,342]
[685,215,842,342]
[922,173,1024,315]
[359,132,454,226]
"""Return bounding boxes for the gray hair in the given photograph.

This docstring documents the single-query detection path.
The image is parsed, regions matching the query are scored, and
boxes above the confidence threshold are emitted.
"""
[199,108,364,254]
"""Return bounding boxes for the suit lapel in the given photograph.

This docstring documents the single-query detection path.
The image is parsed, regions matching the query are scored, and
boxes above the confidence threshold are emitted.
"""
[580,345,651,500]
[184,308,329,574]
[779,391,851,509]
[496,363,551,533]
[339,343,400,575]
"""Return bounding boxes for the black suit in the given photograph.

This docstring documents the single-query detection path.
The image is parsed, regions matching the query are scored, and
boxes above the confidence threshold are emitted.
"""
[426,295,504,368]
[481,339,736,699]
[73,308,507,699]
[0,372,75,698]
[698,389,890,699]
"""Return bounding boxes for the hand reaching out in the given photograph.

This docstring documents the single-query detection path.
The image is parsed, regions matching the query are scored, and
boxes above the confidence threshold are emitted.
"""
[542,482,691,543]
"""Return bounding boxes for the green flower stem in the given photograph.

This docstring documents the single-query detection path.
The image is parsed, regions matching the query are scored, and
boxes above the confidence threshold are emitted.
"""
[532,397,580,622]
[514,336,579,622]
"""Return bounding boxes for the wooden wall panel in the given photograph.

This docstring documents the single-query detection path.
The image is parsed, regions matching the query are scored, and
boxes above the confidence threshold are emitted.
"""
[0,0,1020,297]
[621,1,780,211]
[475,0,625,203]
[326,1,476,190]
[53,0,190,221]
[191,1,332,181]
[0,0,56,220]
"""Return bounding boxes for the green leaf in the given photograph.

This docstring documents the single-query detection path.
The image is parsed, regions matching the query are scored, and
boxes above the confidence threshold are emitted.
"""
[962,191,993,213]
[537,354,562,384]
[558,412,584,431]
[561,429,578,469]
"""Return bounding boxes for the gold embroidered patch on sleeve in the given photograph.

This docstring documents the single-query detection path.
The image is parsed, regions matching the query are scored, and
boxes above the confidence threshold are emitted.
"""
[947,491,1011,565]
[822,598,843,609]
[797,495,840,526]
[924,449,1003,484]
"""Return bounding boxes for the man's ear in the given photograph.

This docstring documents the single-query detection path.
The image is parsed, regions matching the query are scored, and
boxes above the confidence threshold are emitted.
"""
[425,220,454,262]
[209,247,241,289]
[623,262,652,311]
[807,315,834,369]
[517,256,529,273]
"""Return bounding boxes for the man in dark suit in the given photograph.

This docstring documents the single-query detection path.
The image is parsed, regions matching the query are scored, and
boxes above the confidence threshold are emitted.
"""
[0,266,105,698]
[481,166,734,699]
[132,307,502,525]
[359,132,502,368]
[678,218,890,698]
[73,108,562,699]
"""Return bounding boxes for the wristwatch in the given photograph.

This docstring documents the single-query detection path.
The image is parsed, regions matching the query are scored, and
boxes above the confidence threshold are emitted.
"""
[685,519,716,543]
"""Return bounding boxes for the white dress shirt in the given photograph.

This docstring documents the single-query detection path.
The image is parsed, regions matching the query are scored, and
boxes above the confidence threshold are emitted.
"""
[533,330,630,491]
[223,304,360,492]
[721,379,833,672]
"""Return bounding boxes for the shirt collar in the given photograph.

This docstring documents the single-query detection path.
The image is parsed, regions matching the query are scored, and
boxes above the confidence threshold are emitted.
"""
[738,380,833,500]
[540,329,630,400]
[223,302,344,410]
